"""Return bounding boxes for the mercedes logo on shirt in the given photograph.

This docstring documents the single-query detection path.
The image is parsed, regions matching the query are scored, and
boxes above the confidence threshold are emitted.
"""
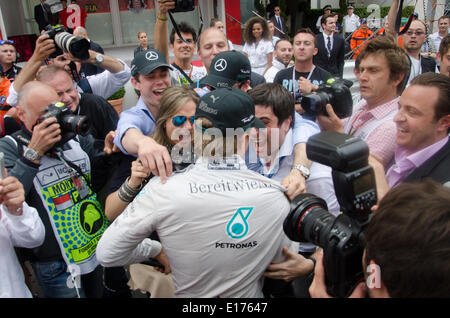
[145,51,159,61]
[214,59,227,72]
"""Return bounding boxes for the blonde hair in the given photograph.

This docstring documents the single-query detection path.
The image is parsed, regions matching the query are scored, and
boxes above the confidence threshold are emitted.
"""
[152,86,199,151]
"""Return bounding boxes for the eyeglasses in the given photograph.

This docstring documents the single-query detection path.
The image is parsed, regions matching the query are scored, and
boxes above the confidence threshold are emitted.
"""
[0,40,14,45]
[405,30,426,36]
[172,115,195,127]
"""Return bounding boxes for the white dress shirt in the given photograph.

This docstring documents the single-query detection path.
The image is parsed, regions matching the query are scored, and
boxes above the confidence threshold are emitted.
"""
[0,203,45,298]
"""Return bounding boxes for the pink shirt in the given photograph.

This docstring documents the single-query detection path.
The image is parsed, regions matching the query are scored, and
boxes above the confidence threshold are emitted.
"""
[344,97,399,168]
[387,136,449,187]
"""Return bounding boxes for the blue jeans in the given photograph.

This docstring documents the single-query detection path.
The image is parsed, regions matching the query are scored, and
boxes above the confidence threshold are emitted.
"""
[31,260,86,298]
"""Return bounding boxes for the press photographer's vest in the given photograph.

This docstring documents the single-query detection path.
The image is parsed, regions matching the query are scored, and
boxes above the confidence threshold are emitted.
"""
[8,133,109,275]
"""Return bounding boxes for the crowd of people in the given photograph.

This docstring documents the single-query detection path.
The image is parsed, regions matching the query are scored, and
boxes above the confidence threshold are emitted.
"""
[0,0,450,299]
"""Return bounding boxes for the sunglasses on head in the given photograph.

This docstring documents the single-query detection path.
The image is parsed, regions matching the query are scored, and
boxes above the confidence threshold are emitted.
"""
[172,115,195,127]
[0,40,14,45]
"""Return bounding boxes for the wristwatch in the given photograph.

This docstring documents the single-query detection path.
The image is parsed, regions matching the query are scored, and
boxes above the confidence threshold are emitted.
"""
[94,54,104,65]
[23,147,42,162]
[292,164,310,179]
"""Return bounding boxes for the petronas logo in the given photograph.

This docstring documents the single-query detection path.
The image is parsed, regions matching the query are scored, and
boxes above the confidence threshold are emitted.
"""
[226,207,253,239]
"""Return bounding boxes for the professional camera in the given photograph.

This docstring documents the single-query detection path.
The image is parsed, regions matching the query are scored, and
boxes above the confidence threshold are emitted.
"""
[44,25,90,60]
[38,102,91,147]
[302,78,353,119]
[170,0,195,12]
[283,131,377,297]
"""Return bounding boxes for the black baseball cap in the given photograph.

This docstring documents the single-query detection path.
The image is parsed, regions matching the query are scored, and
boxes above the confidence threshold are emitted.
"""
[195,88,265,135]
[130,49,172,76]
[323,5,332,11]
[199,50,251,89]
[347,5,354,9]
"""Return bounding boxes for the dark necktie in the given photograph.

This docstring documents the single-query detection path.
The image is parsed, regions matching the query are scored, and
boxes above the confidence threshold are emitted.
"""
[277,16,282,31]
[327,36,332,57]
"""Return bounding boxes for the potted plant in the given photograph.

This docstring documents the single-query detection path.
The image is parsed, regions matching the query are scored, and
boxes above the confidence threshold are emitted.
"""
[107,86,126,115]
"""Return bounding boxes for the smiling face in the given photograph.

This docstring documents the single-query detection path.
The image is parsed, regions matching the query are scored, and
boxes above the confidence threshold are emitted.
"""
[275,40,293,66]
[252,23,264,41]
[394,85,449,154]
[43,70,80,112]
[131,67,171,109]
[198,28,229,72]
[171,32,196,63]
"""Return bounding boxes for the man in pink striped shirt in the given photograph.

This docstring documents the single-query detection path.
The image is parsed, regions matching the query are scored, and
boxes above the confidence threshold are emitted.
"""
[317,36,410,168]
[369,73,450,200]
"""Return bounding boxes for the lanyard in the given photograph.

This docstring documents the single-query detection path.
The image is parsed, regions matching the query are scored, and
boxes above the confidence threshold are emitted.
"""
[293,65,315,102]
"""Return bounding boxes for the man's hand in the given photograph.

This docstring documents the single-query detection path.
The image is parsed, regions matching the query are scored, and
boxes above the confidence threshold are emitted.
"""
[32,33,56,63]
[103,130,120,155]
[309,250,367,298]
[264,246,314,282]
[0,173,25,215]
[158,0,175,16]
[137,136,173,184]
[27,117,62,160]
[154,248,171,275]
[298,77,319,95]
[282,169,306,200]
[316,104,344,133]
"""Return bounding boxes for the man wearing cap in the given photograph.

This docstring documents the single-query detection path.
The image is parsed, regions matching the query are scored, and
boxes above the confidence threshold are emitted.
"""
[316,5,332,33]
[113,49,174,181]
[97,88,298,297]
[343,5,360,44]
[196,50,252,96]
[350,18,374,59]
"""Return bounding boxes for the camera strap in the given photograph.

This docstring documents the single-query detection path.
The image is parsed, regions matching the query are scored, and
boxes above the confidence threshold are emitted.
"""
[292,65,315,102]
[168,5,203,45]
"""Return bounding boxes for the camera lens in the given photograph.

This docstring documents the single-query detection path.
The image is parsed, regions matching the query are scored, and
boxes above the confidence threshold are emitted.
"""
[283,193,336,246]
[302,92,329,116]
[54,32,90,60]
[61,114,91,136]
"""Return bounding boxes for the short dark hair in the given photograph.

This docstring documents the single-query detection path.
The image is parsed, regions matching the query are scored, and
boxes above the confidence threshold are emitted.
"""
[294,27,317,48]
[210,18,222,27]
[365,180,450,298]
[356,35,410,95]
[274,38,291,50]
[170,21,197,44]
[321,13,335,26]
[439,34,450,57]
[247,83,294,127]
[410,73,450,124]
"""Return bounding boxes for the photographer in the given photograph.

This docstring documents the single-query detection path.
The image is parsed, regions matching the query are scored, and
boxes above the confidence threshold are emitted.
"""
[97,88,298,297]
[310,180,450,298]
[0,172,45,298]
[317,35,410,168]
[0,81,127,298]
[7,32,131,106]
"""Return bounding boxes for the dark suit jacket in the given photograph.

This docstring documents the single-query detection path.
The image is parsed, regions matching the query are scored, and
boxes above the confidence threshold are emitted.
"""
[270,15,287,39]
[80,41,105,77]
[313,33,346,78]
[34,3,57,32]
[404,138,450,185]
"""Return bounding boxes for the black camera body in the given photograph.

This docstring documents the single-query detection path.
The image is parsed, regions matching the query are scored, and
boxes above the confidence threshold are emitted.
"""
[38,102,90,148]
[302,78,353,119]
[283,131,377,297]
[171,0,195,12]
[44,25,90,60]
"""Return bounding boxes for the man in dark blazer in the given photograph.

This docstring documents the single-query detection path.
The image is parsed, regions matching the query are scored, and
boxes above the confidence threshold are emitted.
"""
[34,0,58,32]
[368,73,450,198]
[313,13,345,78]
[270,6,287,39]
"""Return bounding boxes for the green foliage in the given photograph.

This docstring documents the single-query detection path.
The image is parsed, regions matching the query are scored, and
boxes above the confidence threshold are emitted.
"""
[107,86,125,100]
